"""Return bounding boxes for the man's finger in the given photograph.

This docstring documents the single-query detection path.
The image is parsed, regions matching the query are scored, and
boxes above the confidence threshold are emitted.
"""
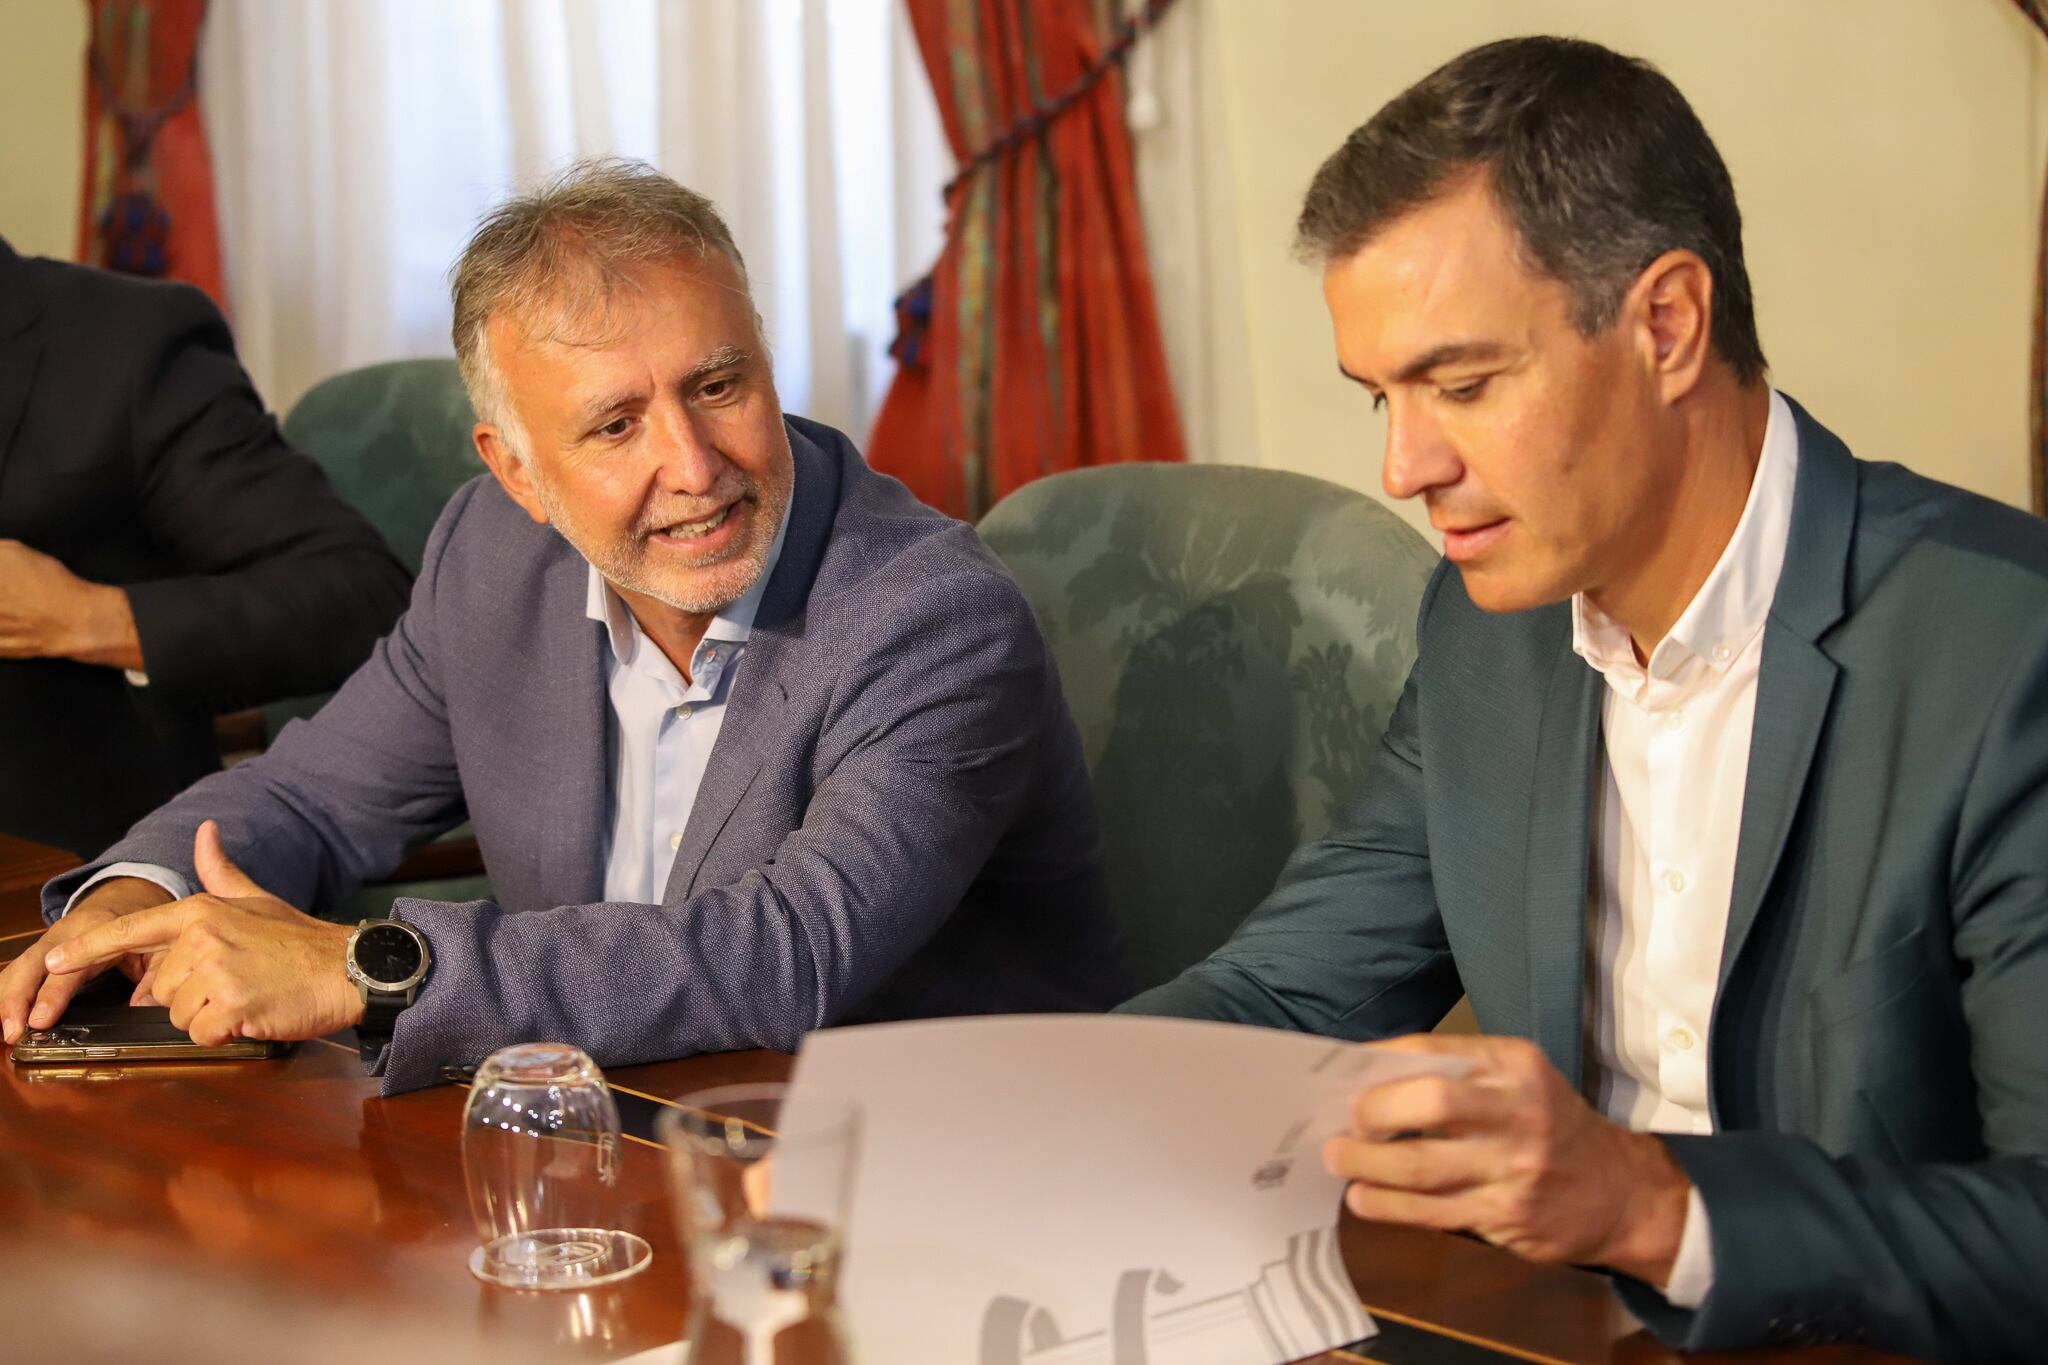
[1351,1071,1511,1138]
[1323,1133,1497,1195]
[193,820,265,900]
[1343,1179,1480,1233]
[25,963,99,1031]
[46,902,195,973]
[183,998,241,1047]
[0,956,49,1043]
[130,964,159,1007]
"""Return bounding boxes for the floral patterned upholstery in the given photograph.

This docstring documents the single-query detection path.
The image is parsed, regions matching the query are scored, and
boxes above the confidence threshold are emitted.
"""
[979,464,1438,993]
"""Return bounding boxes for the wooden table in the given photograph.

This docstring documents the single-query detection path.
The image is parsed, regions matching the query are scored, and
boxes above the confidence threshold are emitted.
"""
[0,836,1898,1364]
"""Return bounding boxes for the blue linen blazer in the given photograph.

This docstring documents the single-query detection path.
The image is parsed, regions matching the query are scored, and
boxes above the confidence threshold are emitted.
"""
[47,417,1118,1092]
[1124,398,2048,1363]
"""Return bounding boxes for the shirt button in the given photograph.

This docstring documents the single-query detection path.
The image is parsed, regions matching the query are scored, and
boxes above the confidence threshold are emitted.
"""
[1663,868,1687,894]
[675,703,693,719]
[1712,644,1732,663]
[668,831,682,850]
[1668,1025,1696,1051]
[1662,711,1684,732]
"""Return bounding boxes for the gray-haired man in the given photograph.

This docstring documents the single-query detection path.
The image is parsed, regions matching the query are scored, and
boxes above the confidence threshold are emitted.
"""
[3,160,1119,1091]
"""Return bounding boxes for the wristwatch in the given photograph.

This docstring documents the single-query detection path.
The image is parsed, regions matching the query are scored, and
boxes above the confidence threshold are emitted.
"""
[344,915,432,1048]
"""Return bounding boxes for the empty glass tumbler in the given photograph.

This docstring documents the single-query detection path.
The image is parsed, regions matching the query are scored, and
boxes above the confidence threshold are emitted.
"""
[659,1084,861,1365]
[461,1042,653,1289]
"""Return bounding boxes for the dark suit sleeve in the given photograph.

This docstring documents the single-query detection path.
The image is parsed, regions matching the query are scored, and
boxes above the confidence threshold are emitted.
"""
[371,561,1063,1094]
[1117,569,1461,1036]
[1617,629,2048,1363]
[40,481,477,922]
[112,283,411,713]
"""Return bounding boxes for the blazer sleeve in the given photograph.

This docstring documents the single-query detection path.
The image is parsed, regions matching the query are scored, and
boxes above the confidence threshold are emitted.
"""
[112,282,412,713]
[1116,568,1462,1036]
[40,481,478,922]
[1616,626,2048,1363]
[371,562,1064,1095]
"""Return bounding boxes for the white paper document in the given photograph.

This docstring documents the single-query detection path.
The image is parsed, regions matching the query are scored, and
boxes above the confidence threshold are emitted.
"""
[774,1014,1469,1365]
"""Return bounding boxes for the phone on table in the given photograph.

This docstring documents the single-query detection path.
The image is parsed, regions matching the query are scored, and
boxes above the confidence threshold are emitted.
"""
[8,976,286,1065]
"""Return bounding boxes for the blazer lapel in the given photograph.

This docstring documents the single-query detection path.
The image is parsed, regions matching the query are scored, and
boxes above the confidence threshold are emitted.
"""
[1523,637,1603,1090]
[665,651,790,900]
[0,242,43,493]
[1718,396,1856,985]
[661,420,841,903]
[528,554,610,910]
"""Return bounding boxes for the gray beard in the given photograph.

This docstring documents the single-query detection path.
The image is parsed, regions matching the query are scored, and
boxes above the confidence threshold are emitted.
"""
[537,482,778,615]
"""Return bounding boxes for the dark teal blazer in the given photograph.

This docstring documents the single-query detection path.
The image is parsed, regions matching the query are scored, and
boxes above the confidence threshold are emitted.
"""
[1125,398,2048,1362]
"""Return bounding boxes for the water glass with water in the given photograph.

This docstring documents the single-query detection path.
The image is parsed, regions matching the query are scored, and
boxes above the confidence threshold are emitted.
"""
[658,1083,860,1365]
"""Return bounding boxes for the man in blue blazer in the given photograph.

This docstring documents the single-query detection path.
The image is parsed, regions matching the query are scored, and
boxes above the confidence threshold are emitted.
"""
[2,160,1116,1093]
[1123,38,2048,1362]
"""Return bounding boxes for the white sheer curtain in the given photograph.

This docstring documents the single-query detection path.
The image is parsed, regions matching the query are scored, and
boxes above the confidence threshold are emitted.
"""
[200,0,949,438]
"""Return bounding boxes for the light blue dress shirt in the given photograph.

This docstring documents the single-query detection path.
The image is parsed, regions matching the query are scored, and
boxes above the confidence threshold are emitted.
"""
[67,490,792,915]
[589,497,789,904]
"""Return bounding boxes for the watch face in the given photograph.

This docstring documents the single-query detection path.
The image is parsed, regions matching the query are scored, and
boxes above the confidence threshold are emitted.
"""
[354,923,423,988]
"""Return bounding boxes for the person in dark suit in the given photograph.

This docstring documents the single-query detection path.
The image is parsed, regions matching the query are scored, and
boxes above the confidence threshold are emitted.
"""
[2,161,1115,1091]
[0,236,412,860]
[1120,38,2048,1362]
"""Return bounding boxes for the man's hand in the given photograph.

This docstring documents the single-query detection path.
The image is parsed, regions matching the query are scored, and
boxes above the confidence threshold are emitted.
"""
[1325,1034,1693,1288]
[0,877,172,1044]
[44,821,362,1045]
[0,538,144,670]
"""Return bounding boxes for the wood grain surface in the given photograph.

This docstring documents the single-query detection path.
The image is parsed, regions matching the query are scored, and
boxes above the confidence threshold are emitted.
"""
[0,835,1905,1363]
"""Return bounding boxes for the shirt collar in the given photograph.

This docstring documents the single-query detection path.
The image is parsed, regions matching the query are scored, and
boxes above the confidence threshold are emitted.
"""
[1572,388,1801,682]
[583,480,795,671]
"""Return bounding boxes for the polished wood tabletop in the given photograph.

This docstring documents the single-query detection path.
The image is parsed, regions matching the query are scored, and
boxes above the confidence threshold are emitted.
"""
[0,835,1901,1364]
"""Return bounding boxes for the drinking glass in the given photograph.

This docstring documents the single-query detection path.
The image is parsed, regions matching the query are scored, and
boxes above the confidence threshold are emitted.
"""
[658,1084,860,1365]
[461,1042,653,1289]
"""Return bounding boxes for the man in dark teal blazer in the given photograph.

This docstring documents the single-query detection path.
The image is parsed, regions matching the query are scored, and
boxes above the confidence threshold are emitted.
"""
[1125,37,2048,1363]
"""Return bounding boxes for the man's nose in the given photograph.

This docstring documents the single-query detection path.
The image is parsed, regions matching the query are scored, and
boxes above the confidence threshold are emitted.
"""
[1381,398,1462,503]
[649,405,727,495]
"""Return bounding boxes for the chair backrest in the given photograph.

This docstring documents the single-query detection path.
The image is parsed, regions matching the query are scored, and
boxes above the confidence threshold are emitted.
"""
[281,358,482,574]
[263,360,480,742]
[979,464,1438,994]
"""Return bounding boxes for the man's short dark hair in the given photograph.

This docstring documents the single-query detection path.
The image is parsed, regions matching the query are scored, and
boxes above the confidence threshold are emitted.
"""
[1297,36,1767,385]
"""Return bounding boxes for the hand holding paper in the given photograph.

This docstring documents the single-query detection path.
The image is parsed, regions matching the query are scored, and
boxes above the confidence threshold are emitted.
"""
[1325,1033,1693,1289]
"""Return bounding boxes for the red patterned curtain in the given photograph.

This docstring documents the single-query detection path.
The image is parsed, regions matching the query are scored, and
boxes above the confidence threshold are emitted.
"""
[868,0,1189,520]
[76,0,224,309]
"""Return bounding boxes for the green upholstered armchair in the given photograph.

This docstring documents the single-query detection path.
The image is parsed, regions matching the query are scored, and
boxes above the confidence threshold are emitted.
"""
[280,359,483,574]
[268,359,490,914]
[979,464,1439,996]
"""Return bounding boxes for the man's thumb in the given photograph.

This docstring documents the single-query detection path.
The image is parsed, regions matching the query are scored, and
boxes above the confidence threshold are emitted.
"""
[194,819,262,898]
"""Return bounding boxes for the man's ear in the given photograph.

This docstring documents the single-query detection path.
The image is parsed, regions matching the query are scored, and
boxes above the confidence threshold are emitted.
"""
[1629,249,1713,405]
[473,424,550,526]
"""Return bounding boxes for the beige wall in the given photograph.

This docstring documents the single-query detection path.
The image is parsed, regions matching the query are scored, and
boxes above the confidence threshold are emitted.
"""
[1209,0,2048,538]
[0,0,87,259]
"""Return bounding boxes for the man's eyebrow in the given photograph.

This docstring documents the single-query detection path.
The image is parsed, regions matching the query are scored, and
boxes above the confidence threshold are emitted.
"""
[573,388,644,429]
[681,344,750,388]
[1391,340,1507,385]
[1338,341,1508,391]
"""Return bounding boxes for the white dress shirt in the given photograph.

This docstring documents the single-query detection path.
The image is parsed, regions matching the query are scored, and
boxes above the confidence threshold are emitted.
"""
[67,490,792,914]
[1570,389,1800,1308]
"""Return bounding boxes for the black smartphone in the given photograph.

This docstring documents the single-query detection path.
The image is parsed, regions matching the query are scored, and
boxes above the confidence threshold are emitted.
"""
[8,976,286,1064]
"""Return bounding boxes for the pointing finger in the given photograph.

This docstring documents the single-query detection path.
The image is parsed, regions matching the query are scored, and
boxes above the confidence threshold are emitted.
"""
[46,902,196,974]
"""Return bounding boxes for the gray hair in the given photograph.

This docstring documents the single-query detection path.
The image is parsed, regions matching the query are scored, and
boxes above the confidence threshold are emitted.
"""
[450,157,751,458]
[1296,36,1766,385]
